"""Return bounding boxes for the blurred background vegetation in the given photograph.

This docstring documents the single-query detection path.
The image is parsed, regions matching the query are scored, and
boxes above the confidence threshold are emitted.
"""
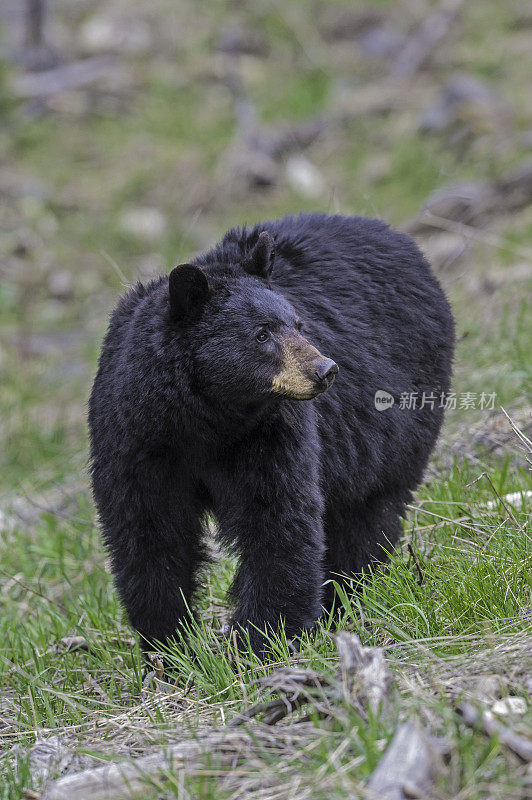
[0,0,531,493]
[0,2,531,797]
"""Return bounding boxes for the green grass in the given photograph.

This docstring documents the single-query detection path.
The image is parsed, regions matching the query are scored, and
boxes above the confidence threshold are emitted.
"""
[1,459,531,798]
[1,0,532,796]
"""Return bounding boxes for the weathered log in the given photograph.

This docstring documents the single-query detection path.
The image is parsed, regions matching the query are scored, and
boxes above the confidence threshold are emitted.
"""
[41,730,254,800]
[12,55,115,97]
[366,721,442,800]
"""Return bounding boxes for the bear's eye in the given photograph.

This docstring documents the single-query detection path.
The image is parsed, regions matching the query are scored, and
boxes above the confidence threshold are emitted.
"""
[295,320,303,332]
[256,329,270,343]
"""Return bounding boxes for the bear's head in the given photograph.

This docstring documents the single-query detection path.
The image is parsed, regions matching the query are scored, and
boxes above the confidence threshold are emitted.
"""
[167,232,338,406]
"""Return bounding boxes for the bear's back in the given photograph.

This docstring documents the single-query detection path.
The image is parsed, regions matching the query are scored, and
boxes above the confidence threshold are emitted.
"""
[253,213,437,297]
[246,214,452,377]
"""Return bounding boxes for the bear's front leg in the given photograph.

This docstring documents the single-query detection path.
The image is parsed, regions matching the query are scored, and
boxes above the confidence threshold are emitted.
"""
[221,417,325,657]
[92,454,206,659]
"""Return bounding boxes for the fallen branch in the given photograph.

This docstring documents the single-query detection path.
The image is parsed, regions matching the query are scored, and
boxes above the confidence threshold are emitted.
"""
[230,633,392,726]
[391,0,465,78]
[39,633,445,799]
[404,164,532,235]
[366,721,442,800]
[11,55,116,98]
[228,665,328,726]
[458,702,532,762]
[229,694,309,726]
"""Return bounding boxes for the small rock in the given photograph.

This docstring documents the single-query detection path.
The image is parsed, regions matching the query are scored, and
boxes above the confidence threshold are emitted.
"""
[28,736,71,782]
[492,697,527,716]
[217,25,270,57]
[58,636,90,652]
[477,676,501,702]
[47,270,73,300]
[120,207,167,242]
[285,155,325,198]
[223,146,279,191]
[418,72,509,136]
[80,16,152,56]
[360,153,391,185]
[322,9,384,42]
[359,26,404,59]
[485,491,532,510]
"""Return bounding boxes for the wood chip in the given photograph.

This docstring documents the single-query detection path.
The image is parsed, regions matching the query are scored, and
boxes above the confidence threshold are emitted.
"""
[336,631,392,714]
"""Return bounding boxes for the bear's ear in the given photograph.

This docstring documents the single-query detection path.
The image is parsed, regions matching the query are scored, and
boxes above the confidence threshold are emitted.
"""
[243,231,275,281]
[168,264,209,322]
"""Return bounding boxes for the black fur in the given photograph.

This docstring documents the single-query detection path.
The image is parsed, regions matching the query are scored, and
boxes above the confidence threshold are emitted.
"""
[88,213,454,656]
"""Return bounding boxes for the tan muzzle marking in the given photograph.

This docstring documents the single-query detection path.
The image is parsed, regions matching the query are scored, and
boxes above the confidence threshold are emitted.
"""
[271,335,323,400]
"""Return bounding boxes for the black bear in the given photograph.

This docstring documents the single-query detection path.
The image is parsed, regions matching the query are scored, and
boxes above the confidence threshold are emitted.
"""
[89,213,454,657]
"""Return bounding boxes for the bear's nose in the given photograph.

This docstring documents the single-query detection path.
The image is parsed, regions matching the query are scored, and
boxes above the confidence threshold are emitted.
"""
[314,359,339,384]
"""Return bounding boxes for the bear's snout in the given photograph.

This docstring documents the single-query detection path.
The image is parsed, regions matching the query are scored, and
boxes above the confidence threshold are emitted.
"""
[271,333,338,400]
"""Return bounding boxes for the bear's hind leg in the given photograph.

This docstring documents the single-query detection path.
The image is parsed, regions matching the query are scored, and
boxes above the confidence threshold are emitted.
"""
[322,489,409,615]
